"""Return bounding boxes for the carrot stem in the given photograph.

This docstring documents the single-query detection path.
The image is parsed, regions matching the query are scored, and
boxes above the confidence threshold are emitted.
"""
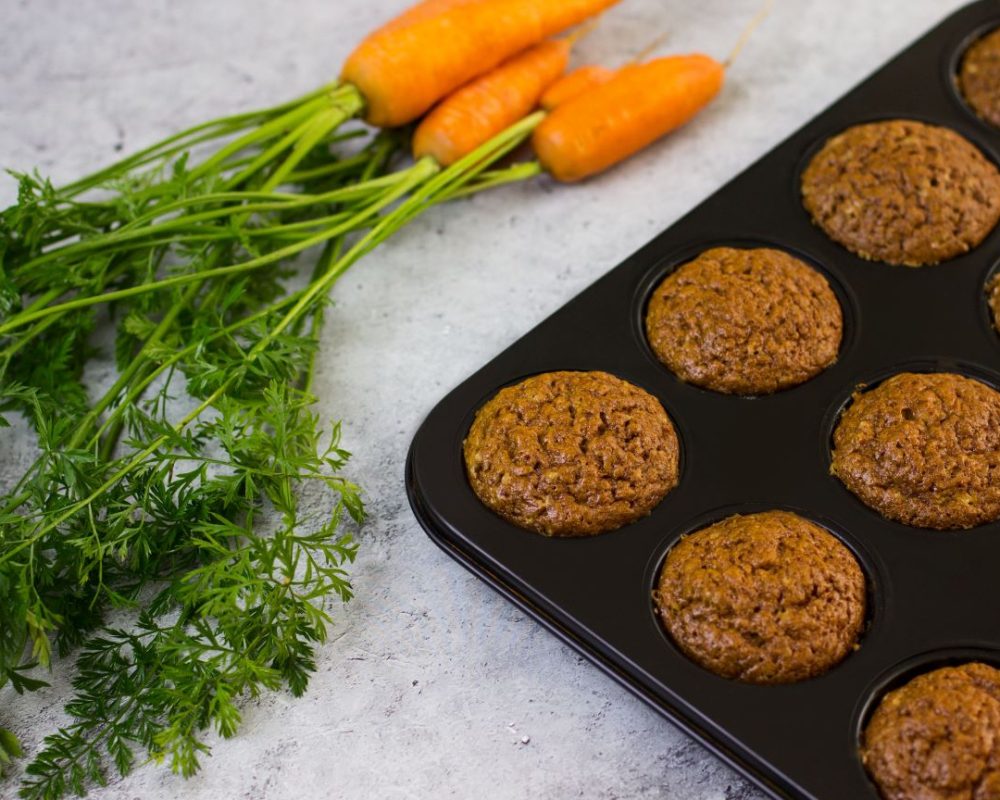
[0,162,436,334]
[185,94,335,183]
[12,174,408,275]
[444,161,544,200]
[217,109,332,190]
[375,112,545,235]
[55,82,345,197]
[283,152,373,184]
[243,115,541,351]
[259,106,350,191]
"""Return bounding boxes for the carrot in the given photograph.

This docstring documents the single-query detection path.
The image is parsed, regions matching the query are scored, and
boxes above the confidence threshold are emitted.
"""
[539,65,615,111]
[413,39,573,166]
[533,4,774,181]
[540,33,669,111]
[532,54,725,182]
[341,0,622,128]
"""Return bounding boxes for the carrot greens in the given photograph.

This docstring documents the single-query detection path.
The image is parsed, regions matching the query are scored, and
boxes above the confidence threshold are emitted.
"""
[0,2,659,797]
[0,86,540,796]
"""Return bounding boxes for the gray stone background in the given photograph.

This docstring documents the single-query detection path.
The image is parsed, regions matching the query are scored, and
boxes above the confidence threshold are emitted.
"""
[0,0,975,797]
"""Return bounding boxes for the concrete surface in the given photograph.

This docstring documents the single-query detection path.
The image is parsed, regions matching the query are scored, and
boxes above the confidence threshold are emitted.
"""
[0,0,977,797]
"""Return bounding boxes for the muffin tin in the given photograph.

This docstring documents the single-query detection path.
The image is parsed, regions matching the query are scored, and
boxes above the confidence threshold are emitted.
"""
[405,3,1000,797]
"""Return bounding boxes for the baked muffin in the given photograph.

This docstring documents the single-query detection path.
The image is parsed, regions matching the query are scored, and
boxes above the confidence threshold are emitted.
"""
[654,511,866,684]
[960,27,1000,129]
[988,273,1000,334]
[463,371,680,536]
[644,247,842,395]
[801,120,1000,266]
[862,663,1000,800]
[831,372,1000,530]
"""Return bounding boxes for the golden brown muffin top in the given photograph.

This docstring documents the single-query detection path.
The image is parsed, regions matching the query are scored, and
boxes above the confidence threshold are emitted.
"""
[831,372,1000,530]
[655,511,866,684]
[987,273,1000,335]
[463,371,680,536]
[801,120,1000,266]
[960,27,1000,129]
[645,247,842,395]
[862,662,1000,800]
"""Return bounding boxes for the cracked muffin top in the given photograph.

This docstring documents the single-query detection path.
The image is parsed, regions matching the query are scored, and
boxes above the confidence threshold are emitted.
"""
[654,510,866,684]
[862,662,1000,800]
[831,372,1000,530]
[960,27,1000,129]
[644,246,843,395]
[801,119,1000,266]
[463,371,680,536]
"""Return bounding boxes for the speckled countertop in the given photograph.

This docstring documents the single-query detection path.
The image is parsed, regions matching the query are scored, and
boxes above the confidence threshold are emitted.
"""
[0,1,976,797]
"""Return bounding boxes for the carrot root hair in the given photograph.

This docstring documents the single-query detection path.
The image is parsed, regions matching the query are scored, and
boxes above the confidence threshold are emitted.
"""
[563,16,602,47]
[724,0,775,68]
[632,32,671,63]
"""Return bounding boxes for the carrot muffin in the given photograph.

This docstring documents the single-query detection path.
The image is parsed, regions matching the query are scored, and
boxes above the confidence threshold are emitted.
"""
[463,371,680,536]
[831,372,1000,530]
[654,511,866,684]
[644,247,842,395]
[988,273,1000,334]
[960,27,1000,129]
[801,120,1000,266]
[862,662,1000,800]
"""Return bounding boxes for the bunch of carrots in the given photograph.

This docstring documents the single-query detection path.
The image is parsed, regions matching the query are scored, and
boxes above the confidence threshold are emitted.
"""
[3,0,751,321]
[362,0,735,181]
[0,0,768,795]
[0,0,750,332]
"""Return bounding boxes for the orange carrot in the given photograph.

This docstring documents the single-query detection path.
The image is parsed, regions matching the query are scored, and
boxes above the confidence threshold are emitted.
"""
[540,33,669,111]
[413,39,572,166]
[341,0,621,128]
[533,8,770,181]
[533,55,725,182]
[539,65,615,111]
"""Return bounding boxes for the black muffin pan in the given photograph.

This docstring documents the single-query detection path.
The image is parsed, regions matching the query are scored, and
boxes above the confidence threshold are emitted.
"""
[405,3,1000,798]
